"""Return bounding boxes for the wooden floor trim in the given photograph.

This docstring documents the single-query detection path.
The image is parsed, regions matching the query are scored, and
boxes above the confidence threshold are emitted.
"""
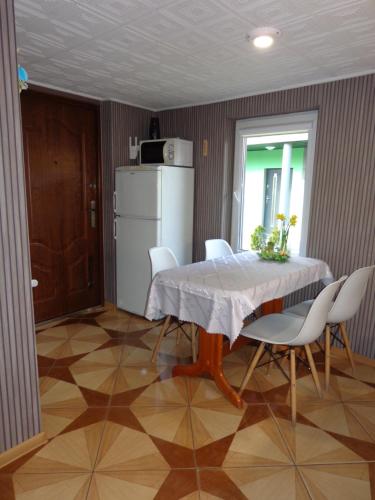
[0,432,47,468]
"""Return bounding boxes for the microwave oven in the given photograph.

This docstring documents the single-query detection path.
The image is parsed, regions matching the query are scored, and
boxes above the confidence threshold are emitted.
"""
[139,138,193,167]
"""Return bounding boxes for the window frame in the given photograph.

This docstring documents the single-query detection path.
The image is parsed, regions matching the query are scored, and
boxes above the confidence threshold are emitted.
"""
[230,111,319,256]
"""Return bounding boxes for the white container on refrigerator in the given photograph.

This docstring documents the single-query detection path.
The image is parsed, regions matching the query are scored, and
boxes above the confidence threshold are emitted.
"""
[114,165,194,316]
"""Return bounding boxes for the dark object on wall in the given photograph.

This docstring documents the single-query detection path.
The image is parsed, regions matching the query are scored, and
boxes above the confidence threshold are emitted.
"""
[149,116,160,140]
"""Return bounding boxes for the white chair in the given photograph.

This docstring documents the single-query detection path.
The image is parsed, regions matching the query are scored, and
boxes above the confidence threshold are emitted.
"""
[205,239,234,260]
[284,265,375,388]
[148,246,197,363]
[238,278,345,425]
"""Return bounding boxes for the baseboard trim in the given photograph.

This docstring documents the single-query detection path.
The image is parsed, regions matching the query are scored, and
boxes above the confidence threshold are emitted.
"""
[104,301,117,312]
[0,432,47,468]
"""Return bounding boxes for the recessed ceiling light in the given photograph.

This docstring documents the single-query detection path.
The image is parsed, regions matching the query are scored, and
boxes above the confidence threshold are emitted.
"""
[249,27,281,49]
[265,146,275,150]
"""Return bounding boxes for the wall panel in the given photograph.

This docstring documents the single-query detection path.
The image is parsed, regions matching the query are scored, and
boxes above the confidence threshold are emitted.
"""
[100,101,152,303]
[159,74,375,358]
[0,0,41,452]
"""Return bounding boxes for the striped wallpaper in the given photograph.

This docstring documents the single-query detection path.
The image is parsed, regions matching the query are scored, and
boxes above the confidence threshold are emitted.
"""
[0,0,41,452]
[99,75,374,358]
[100,101,152,303]
[158,74,375,358]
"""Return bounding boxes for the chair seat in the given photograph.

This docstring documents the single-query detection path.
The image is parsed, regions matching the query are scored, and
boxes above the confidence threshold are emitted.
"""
[240,313,305,346]
[283,300,313,318]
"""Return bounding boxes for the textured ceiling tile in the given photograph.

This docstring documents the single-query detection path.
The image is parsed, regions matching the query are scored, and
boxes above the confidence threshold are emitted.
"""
[14,0,375,109]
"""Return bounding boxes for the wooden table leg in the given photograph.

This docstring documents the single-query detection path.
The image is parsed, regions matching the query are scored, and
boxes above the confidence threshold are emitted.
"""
[172,327,244,409]
[261,298,283,314]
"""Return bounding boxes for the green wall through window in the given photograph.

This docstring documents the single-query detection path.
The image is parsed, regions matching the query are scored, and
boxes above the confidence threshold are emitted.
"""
[246,147,305,173]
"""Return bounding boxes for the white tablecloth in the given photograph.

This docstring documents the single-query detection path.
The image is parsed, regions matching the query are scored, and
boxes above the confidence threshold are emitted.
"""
[145,251,332,344]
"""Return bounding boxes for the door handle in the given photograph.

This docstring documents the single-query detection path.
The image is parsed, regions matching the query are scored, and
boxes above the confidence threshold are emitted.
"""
[89,200,96,228]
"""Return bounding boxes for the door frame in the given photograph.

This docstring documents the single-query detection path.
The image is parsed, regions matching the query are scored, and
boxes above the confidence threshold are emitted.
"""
[231,111,318,255]
[25,85,105,314]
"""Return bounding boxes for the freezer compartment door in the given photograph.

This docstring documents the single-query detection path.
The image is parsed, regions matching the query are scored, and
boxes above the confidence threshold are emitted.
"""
[115,169,161,218]
[116,217,161,316]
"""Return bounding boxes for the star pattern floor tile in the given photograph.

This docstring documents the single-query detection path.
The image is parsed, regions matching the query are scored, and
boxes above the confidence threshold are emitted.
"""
[199,466,310,500]
[11,472,91,500]
[299,463,374,499]
[2,308,375,499]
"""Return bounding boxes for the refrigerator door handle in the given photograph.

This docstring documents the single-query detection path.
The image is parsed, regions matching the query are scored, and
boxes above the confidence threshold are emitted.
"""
[113,191,117,213]
[113,218,117,240]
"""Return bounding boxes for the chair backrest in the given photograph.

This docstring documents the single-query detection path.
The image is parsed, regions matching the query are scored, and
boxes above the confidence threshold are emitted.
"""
[328,265,375,323]
[292,277,346,346]
[205,239,234,260]
[148,246,179,279]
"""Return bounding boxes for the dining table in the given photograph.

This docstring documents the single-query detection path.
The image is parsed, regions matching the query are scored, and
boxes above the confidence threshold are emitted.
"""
[145,251,332,408]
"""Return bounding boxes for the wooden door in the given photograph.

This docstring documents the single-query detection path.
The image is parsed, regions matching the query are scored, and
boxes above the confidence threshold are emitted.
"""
[21,91,102,322]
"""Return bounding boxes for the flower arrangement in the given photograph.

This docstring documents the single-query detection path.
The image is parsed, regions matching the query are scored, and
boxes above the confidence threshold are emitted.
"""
[250,213,297,262]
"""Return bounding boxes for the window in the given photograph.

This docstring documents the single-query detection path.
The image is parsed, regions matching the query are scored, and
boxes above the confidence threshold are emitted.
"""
[231,112,318,256]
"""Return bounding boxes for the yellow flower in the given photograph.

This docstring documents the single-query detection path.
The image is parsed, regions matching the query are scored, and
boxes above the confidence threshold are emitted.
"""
[289,214,297,226]
[276,213,286,221]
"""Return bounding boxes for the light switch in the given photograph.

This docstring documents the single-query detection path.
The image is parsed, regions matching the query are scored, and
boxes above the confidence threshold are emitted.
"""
[203,139,208,157]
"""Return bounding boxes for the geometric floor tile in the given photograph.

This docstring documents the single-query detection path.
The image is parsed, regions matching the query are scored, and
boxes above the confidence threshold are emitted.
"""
[187,378,245,409]
[292,400,373,441]
[39,377,88,408]
[331,358,375,386]
[111,365,188,406]
[191,403,292,467]
[16,422,105,473]
[120,344,153,365]
[41,407,87,439]
[131,405,194,449]
[299,463,373,500]
[11,472,91,500]
[141,324,194,364]
[95,310,132,333]
[200,466,311,500]
[4,308,375,500]
[36,324,111,361]
[69,347,123,395]
[88,470,169,500]
[345,402,375,441]
[88,470,199,500]
[271,407,372,464]
[95,421,171,471]
[329,375,375,402]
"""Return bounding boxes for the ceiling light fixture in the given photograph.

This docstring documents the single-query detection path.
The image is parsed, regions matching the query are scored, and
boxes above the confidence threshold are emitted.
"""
[249,27,281,49]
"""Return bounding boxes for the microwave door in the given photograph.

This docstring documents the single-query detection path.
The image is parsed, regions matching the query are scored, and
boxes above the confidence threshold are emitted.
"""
[141,140,166,164]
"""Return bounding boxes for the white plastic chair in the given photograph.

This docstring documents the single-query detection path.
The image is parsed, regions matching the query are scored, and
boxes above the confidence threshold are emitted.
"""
[284,265,374,388]
[205,239,234,260]
[148,246,197,363]
[238,278,345,425]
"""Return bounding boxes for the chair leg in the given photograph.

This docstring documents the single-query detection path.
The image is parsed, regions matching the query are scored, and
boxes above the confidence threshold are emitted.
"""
[190,323,197,362]
[239,341,265,396]
[266,344,276,375]
[325,325,331,390]
[176,327,181,345]
[304,344,322,398]
[151,315,171,363]
[290,348,297,426]
[339,322,355,372]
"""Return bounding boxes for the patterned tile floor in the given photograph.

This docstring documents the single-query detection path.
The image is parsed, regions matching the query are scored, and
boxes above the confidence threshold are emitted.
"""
[1,308,375,499]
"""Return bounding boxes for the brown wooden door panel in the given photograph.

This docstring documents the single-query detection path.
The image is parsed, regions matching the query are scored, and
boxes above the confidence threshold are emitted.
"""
[22,91,101,322]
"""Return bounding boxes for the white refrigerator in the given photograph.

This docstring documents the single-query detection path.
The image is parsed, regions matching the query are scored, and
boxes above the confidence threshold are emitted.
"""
[114,165,194,316]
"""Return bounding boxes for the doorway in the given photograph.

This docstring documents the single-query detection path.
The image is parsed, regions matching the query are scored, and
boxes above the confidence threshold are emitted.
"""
[21,90,103,322]
[231,112,318,255]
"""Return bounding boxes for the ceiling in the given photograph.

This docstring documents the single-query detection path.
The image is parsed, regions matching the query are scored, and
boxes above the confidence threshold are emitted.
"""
[15,0,375,110]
